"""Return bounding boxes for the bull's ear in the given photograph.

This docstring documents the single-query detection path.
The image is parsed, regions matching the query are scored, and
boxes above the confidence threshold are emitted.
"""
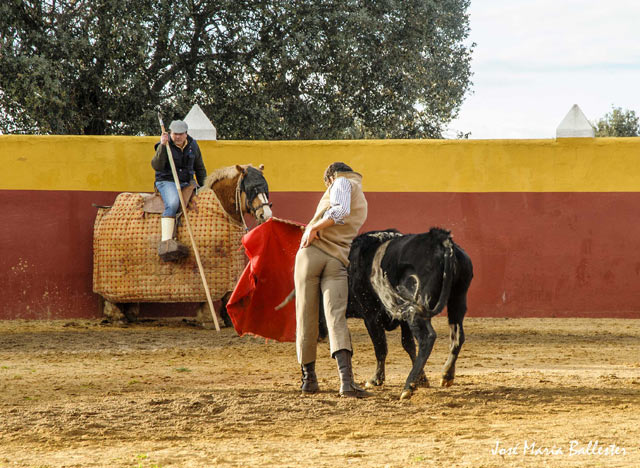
[258,164,265,171]
[236,164,246,175]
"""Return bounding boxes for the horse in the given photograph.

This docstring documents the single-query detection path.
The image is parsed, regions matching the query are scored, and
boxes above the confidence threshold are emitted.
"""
[93,164,271,324]
[203,164,272,227]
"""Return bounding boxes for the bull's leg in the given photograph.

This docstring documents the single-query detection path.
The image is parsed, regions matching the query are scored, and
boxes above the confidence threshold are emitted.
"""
[363,317,388,388]
[441,322,465,387]
[400,317,437,400]
[400,322,428,387]
[441,293,467,387]
[318,296,328,341]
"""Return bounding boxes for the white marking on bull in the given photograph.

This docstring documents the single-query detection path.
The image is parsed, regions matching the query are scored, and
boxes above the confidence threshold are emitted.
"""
[366,231,403,242]
[369,240,427,321]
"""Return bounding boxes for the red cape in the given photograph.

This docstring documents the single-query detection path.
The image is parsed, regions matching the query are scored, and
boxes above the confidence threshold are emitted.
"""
[226,218,304,342]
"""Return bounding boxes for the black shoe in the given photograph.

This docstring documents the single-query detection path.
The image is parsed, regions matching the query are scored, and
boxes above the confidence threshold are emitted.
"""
[301,362,319,394]
[340,382,373,399]
[334,349,372,398]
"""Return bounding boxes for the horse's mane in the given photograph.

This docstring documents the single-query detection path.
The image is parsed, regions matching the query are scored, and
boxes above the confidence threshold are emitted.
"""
[202,164,252,190]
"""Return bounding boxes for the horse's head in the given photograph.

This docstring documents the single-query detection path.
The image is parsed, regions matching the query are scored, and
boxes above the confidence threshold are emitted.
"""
[236,164,272,224]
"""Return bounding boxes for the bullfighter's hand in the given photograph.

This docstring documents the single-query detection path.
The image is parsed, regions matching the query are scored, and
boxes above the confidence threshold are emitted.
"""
[300,228,318,248]
[160,132,169,145]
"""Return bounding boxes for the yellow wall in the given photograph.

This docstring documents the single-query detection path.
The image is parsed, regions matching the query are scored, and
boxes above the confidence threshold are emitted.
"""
[3,135,640,192]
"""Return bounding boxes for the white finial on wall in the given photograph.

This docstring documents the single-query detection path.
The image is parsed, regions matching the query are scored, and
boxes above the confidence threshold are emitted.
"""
[184,104,217,140]
[556,104,595,138]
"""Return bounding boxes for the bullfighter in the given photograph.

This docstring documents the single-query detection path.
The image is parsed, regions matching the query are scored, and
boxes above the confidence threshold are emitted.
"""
[295,162,371,398]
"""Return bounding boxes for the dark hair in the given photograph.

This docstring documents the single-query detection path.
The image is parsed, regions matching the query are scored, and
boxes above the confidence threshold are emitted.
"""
[324,162,353,183]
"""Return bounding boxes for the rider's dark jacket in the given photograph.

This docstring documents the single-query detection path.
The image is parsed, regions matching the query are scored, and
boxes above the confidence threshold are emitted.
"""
[152,135,207,187]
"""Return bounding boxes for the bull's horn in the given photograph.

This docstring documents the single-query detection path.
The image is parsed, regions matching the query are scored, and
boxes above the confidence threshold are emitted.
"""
[275,289,295,310]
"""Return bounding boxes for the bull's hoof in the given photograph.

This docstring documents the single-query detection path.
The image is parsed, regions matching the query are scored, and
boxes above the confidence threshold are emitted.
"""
[416,372,430,388]
[400,389,413,400]
[365,377,384,388]
[440,377,454,387]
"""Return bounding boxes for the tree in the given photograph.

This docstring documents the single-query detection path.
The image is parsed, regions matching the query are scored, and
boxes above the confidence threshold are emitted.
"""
[594,106,639,137]
[0,0,473,138]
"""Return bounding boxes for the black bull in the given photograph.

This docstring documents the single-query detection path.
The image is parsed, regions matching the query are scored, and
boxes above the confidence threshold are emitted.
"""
[335,227,473,399]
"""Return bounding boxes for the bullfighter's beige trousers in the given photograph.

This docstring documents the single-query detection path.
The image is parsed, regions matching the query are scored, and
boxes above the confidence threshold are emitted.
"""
[295,245,352,365]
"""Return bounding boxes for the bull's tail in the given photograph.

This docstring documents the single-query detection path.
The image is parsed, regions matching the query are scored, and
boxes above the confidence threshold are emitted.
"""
[424,236,454,318]
[275,288,295,310]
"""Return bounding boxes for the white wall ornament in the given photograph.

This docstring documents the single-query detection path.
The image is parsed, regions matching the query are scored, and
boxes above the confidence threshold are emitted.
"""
[184,104,217,140]
[556,104,595,138]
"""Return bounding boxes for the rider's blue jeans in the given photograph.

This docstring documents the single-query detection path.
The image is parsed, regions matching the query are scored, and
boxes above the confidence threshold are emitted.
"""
[155,180,183,217]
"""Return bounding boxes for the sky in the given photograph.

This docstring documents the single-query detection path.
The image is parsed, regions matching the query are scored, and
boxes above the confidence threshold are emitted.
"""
[447,0,640,139]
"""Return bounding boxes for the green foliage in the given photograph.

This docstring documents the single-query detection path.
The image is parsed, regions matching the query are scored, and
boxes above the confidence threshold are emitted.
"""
[0,0,473,138]
[134,453,162,468]
[595,106,640,137]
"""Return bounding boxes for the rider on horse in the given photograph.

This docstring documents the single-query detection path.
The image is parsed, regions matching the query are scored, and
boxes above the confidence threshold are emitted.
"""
[151,119,207,260]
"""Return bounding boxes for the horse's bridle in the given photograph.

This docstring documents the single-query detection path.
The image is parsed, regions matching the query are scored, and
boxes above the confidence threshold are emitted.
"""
[235,172,272,229]
[248,194,272,217]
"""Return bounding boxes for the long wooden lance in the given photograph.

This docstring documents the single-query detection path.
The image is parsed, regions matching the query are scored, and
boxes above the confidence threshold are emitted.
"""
[158,113,220,331]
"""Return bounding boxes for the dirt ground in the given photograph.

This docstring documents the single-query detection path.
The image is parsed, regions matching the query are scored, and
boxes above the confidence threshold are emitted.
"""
[0,317,638,468]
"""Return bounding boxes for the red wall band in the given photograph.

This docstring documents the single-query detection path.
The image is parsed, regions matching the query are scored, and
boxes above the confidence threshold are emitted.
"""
[2,189,639,319]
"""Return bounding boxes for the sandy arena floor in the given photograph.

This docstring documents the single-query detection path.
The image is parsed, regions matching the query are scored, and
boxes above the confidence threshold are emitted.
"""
[0,317,638,468]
